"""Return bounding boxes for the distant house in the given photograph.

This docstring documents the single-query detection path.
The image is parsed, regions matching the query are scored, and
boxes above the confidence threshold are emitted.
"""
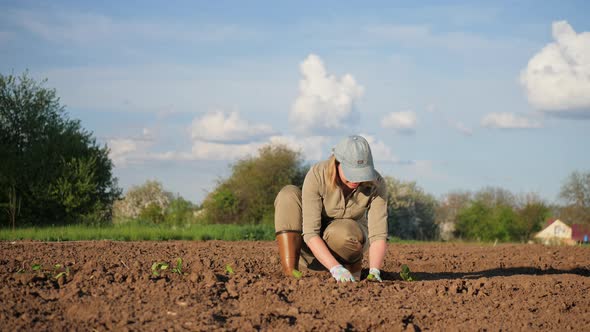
[534,218,590,245]
[534,219,575,245]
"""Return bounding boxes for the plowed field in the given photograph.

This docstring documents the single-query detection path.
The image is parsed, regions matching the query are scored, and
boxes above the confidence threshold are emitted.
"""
[1,241,589,331]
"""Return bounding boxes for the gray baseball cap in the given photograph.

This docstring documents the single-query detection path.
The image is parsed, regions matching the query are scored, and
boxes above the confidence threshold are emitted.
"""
[333,135,376,183]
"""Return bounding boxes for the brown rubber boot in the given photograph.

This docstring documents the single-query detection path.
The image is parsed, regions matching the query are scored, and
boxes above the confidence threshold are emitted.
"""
[345,260,362,281]
[276,230,302,276]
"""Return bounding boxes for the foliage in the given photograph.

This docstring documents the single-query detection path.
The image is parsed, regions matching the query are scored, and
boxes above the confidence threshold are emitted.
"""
[400,264,415,281]
[292,269,303,279]
[225,264,234,275]
[385,176,438,240]
[558,170,590,224]
[202,144,307,224]
[435,191,472,241]
[455,200,525,242]
[165,196,198,225]
[20,263,70,280]
[171,258,184,275]
[473,186,516,209]
[150,258,185,276]
[0,72,121,227]
[113,180,173,221]
[139,203,165,224]
[151,262,169,277]
[515,194,551,241]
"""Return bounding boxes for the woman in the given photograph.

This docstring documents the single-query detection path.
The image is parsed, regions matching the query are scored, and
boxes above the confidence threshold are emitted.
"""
[274,135,388,282]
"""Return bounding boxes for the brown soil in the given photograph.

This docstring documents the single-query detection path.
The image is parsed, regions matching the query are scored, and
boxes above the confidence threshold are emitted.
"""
[1,241,589,331]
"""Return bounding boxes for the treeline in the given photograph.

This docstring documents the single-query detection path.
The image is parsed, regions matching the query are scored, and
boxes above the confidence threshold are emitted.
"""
[2,72,589,243]
[112,147,589,243]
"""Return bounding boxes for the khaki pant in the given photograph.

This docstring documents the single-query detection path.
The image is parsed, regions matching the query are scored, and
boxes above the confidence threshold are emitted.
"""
[274,185,367,270]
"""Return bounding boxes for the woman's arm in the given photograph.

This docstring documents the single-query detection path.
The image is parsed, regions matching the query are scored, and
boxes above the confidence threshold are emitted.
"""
[306,236,340,270]
[369,239,386,269]
[302,163,340,270]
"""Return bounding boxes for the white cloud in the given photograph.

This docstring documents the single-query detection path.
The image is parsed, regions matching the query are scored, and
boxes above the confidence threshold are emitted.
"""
[190,111,275,143]
[520,21,590,115]
[290,54,364,134]
[190,140,263,160]
[106,128,154,166]
[108,139,138,166]
[481,113,542,129]
[361,134,397,162]
[268,135,329,161]
[381,111,417,134]
[187,135,330,161]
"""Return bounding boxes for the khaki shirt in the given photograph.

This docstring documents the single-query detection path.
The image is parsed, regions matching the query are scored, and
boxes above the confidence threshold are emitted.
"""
[302,160,389,245]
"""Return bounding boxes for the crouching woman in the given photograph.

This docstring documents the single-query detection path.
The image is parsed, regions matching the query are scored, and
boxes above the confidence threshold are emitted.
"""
[274,135,388,282]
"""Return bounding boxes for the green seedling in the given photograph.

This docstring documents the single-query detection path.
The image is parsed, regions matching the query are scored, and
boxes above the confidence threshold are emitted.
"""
[292,269,302,279]
[367,273,375,281]
[171,258,184,275]
[151,262,169,277]
[400,264,415,281]
[24,263,69,280]
[54,267,70,280]
[225,264,234,275]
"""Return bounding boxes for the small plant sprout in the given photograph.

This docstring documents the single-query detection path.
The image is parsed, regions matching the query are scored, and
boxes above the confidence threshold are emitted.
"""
[400,264,415,281]
[151,262,169,277]
[225,264,234,275]
[171,258,184,275]
[367,273,375,281]
[31,264,42,271]
[292,269,302,279]
[53,267,70,280]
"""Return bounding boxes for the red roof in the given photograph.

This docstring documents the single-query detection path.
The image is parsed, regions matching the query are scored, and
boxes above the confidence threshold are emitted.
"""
[572,224,590,242]
[545,218,557,227]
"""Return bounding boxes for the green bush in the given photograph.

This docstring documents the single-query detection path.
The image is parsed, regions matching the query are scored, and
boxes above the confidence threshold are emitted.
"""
[202,144,307,225]
[0,72,121,228]
[138,203,165,224]
[455,200,523,242]
[385,176,438,240]
[164,197,198,225]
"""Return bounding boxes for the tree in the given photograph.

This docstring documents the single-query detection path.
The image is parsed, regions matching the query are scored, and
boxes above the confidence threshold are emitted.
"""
[474,186,516,209]
[514,193,550,241]
[0,72,121,227]
[385,176,438,240]
[517,201,550,240]
[455,200,523,242]
[112,180,173,222]
[435,190,472,241]
[558,170,590,224]
[165,196,198,226]
[202,144,307,224]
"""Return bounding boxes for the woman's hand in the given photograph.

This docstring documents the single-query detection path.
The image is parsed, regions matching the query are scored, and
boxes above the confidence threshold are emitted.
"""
[367,268,382,282]
[330,265,356,282]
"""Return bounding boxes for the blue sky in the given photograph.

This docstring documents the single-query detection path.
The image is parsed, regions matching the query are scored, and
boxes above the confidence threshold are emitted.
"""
[1,1,589,204]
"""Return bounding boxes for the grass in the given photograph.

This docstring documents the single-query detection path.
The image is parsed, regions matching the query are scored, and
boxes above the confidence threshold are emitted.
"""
[0,223,275,242]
